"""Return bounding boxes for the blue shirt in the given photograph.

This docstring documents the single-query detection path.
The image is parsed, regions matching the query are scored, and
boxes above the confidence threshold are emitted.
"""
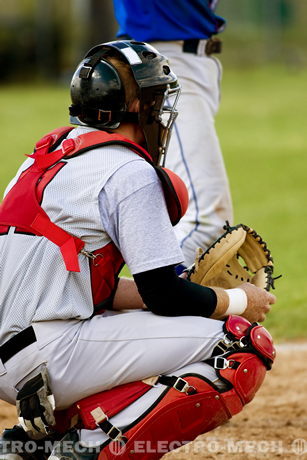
[113,0,226,42]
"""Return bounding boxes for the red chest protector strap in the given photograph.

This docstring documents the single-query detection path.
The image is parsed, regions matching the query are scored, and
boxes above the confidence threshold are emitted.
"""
[0,126,85,272]
[0,127,188,273]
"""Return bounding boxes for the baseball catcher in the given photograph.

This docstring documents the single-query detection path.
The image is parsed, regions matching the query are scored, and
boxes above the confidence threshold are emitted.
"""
[0,40,276,460]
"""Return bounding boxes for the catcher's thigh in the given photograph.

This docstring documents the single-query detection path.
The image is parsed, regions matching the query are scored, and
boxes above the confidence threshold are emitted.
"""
[37,311,224,409]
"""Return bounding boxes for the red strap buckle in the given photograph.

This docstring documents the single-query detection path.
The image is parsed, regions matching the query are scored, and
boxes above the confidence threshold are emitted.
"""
[35,135,53,151]
[62,138,75,155]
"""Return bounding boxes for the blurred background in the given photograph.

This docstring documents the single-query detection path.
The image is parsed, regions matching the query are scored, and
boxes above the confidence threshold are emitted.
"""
[1,0,307,82]
[0,0,306,340]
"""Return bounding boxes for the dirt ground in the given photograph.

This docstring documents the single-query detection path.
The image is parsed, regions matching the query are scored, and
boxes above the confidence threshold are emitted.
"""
[1,344,307,459]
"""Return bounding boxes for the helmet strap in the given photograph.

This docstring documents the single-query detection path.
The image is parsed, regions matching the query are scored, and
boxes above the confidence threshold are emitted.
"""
[69,104,139,126]
[79,54,104,80]
[121,112,139,124]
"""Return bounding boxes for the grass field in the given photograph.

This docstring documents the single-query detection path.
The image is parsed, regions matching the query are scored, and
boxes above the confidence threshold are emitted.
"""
[0,65,306,341]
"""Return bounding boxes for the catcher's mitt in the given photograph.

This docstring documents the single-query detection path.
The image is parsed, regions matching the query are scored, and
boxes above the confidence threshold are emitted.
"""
[187,222,276,291]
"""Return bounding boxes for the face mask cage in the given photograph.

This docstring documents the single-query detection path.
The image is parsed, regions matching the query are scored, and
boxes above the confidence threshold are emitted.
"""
[139,83,180,166]
[158,84,180,165]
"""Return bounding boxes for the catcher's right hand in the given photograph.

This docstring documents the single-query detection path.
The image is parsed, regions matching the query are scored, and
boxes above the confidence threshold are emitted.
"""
[213,282,276,323]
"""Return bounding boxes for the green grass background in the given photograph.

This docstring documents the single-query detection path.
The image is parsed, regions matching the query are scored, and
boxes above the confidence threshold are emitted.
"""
[1,65,306,341]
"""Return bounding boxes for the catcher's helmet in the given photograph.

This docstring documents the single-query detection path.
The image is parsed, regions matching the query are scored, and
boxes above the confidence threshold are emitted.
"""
[69,40,180,165]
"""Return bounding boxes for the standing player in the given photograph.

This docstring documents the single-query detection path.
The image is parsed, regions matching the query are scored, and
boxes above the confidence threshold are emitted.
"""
[113,0,233,270]
[0,41,274,458]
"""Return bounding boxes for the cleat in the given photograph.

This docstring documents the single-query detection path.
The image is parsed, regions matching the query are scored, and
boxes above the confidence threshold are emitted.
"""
[47,430,98,460]
[0,425,53,460]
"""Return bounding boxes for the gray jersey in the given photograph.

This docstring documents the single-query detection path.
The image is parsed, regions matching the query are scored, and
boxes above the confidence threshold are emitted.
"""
[0,127,183,345]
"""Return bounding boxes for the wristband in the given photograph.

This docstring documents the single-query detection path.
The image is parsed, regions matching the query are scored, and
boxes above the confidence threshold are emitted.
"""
[225,288,248,315]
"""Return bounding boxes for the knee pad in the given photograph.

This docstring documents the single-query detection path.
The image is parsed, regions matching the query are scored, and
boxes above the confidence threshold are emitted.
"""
[206,315,276,413]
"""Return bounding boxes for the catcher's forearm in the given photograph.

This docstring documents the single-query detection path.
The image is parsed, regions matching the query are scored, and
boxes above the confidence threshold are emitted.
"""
[210,287,248,319]
[112,277,145,310]
[113,267,270,321]
[210,288,229,319]
[113,270,260,322]
[134,265,217,317]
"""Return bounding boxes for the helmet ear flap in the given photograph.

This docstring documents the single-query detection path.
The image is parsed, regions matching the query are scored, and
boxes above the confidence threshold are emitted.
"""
[70,57,126,129]
[154,167,189,226]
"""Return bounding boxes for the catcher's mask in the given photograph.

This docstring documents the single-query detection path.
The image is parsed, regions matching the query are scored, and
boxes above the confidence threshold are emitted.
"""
[69,40,180,165]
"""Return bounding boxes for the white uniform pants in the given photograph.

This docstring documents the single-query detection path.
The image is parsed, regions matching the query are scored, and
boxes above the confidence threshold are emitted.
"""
[0,311,224,410]
[152,41,233,266]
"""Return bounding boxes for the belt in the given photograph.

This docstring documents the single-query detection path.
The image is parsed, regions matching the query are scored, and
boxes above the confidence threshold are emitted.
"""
[0,326,37,364]
[183,37,222,55]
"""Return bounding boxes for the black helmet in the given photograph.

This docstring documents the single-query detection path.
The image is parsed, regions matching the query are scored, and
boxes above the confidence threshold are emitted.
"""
[69,40,180,165]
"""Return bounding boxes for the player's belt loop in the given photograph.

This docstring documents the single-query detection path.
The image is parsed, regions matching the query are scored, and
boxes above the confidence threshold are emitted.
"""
[205,37,222,55]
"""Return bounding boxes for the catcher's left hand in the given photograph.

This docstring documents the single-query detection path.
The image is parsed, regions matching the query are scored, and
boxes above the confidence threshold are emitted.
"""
[186,222,279,322]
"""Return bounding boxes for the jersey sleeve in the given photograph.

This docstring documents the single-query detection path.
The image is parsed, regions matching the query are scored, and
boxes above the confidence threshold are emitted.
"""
[98,159,184,274]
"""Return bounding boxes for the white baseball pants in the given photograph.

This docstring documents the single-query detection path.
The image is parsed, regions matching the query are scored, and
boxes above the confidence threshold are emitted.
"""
[0,311,224,410]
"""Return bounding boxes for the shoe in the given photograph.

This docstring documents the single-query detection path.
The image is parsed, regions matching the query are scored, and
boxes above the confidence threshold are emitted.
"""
[0,426,28,460]
[0,425,52,460]
[48,430,98,460]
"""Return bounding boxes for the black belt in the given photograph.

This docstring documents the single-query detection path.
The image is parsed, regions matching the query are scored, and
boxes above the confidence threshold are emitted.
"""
[117,35,222,56]
[183,37,222,55]
[0,326,37,364]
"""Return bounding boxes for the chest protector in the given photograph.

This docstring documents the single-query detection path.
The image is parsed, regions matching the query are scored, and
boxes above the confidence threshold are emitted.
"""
[0,127,188,308]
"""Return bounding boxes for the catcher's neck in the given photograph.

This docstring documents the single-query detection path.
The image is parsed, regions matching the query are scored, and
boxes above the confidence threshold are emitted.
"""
[113,122,145,146]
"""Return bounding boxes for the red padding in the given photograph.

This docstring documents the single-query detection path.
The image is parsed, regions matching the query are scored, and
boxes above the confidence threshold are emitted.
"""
[99,376,231,460]
[224,315,252,339]
[89,243,124,307]
[154,167,189,225]
[54,381,152,433]
[250,325,276,363]
[220,352,267,406]
[78,381,152,430]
